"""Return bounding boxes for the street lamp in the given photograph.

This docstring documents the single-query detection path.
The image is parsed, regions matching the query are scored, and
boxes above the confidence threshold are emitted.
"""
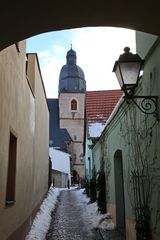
[113,47,158,119]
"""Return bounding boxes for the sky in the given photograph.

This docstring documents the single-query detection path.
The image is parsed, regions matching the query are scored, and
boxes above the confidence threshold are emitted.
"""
[26,27,136,98]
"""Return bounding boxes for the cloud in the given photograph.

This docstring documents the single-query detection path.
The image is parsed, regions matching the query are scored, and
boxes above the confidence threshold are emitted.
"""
[37,51,63,98]
[36,27,136,97]
[71,27,136,91]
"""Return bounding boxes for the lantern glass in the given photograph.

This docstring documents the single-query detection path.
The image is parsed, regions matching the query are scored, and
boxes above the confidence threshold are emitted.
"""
[119,62,142,88]
[114,62,124,89]
[113,47,144,95]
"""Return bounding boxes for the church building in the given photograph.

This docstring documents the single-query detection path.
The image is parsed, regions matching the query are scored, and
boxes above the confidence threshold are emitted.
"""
[48,48,86,184]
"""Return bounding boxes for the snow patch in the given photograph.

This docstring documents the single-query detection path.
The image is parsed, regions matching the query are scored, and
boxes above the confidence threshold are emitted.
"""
[88,122,105,138]
[25,187,60,240]
[97,213,115,230]
[76,189,115,231]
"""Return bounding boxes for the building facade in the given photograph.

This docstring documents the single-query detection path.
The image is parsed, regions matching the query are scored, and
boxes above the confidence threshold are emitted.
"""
[85,90,122,181]
[91,33,160,240]
[0,42,49,240]
[49,148,71,188]
[59,48,86,182]
[48,48,86,183]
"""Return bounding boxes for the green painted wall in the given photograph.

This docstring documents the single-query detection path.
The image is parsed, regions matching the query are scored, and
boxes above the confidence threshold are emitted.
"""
[136,31,158,59]
[85,136,93,180]
[92,33,160,239]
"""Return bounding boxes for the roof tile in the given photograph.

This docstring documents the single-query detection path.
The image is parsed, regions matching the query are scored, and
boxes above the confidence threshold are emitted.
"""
[86,90,123,124]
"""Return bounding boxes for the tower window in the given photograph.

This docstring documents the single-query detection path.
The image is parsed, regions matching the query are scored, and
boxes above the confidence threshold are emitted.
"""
[6,131,17,206]
[71,99,77,111]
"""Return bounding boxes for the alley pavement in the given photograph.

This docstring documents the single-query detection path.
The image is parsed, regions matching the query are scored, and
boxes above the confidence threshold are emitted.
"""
[98,229,125,240]
[46,188,125,240]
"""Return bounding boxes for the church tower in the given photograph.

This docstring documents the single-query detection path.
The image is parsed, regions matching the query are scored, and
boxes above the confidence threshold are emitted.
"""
[58,48,86,183]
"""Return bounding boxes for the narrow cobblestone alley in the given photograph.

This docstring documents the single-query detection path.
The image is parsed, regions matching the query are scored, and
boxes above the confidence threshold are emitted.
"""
[46,188,101,240]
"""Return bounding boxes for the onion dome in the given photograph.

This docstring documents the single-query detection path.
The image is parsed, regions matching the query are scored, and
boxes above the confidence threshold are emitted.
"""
[59,48,86,93]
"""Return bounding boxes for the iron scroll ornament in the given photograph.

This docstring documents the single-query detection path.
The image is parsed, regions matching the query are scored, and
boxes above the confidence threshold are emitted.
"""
[124,96,159,120]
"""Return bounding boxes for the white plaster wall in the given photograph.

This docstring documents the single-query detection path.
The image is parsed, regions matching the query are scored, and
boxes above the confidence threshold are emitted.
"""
[49,148,70,174]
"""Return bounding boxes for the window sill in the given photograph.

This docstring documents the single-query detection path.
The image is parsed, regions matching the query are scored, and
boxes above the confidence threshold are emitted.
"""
[71,110,77,113]
[5,200,15,206]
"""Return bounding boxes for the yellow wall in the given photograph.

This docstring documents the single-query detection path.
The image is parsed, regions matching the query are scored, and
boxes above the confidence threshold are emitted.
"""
[0,43,49,240]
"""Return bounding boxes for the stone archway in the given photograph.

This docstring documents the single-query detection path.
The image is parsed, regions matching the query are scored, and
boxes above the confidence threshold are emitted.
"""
[0,1,160,51]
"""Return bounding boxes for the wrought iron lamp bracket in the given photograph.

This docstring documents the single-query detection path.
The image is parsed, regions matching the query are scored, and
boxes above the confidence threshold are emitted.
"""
[123,95,159,120]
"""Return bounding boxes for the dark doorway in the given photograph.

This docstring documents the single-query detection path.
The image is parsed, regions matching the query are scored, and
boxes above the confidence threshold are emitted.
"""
[114,150,125,235]
[73,170,79,184]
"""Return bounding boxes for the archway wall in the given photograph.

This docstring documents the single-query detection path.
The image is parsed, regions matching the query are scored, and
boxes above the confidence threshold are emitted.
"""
[0,0,160,50]
[92,33,160,239]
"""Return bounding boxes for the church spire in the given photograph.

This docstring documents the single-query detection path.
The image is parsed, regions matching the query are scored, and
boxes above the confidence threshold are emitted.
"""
[66,47,76,65]
[59,47,86,94]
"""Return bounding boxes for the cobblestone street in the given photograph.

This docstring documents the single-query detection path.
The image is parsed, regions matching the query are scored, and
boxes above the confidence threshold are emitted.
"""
[46,189,101,240]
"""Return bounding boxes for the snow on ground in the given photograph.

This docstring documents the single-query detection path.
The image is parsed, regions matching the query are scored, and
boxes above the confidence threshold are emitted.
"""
[76,189,115,231]
[25,187,60,240]
[25,187,114,240]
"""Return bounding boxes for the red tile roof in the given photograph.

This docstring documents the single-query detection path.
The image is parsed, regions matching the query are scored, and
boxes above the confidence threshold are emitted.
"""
[86,90,123,124]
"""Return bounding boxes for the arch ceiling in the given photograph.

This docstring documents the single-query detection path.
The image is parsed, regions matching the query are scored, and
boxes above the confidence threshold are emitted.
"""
[0,0,159,50]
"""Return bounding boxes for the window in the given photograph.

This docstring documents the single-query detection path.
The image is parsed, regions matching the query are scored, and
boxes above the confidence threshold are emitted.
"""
[6,132,17,206]
[71,99,77,111]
